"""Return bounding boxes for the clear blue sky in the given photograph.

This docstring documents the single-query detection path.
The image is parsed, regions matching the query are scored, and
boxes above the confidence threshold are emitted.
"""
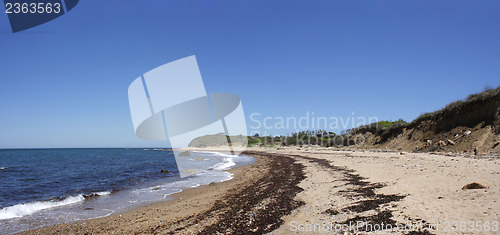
[0,0,499,148]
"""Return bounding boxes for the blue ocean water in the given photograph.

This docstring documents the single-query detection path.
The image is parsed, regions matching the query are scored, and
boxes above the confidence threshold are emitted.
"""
[0,148,253,234]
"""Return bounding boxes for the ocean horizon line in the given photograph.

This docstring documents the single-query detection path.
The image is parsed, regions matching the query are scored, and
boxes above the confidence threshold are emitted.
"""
[0,147,174,150]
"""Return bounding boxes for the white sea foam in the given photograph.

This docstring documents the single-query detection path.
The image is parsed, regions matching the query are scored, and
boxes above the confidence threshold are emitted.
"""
[0,195,84,220]
[211,157,236,170]
[96,191,111,196]
[192,151,238,158]
[211,152,238,158]
[0,167,7,170]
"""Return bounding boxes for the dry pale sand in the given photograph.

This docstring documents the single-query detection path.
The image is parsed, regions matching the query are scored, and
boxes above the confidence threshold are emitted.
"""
[263,146,499,234]
[20,146,499,234]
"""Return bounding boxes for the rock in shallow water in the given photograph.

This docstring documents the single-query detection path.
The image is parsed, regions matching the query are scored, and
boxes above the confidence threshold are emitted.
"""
[83,193,100,199]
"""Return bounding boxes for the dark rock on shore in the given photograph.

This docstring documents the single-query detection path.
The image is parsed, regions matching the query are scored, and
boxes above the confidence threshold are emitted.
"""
[462,182,489,190]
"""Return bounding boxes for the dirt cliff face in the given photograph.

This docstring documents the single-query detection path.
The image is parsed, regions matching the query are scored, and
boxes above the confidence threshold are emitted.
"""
[348,93,500,155]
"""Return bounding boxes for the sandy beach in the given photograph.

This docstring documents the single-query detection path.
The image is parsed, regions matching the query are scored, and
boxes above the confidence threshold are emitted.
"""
[20,146,499,234]
[268,146,499,234]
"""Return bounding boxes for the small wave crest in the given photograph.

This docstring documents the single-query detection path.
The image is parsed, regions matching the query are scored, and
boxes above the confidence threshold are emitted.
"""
[0,167,7,170]
[96,191,111,196]
[192,151,238,158]
[0,195,84,220]
[211,152,238,158]
[82,191,112,199]
[211,157,236,170]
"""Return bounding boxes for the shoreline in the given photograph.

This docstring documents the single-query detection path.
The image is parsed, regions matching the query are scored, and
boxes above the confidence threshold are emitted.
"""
[17,162,254,234]
[19,147,499,234]
[20,150,307,234]
[1,149,248,234]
